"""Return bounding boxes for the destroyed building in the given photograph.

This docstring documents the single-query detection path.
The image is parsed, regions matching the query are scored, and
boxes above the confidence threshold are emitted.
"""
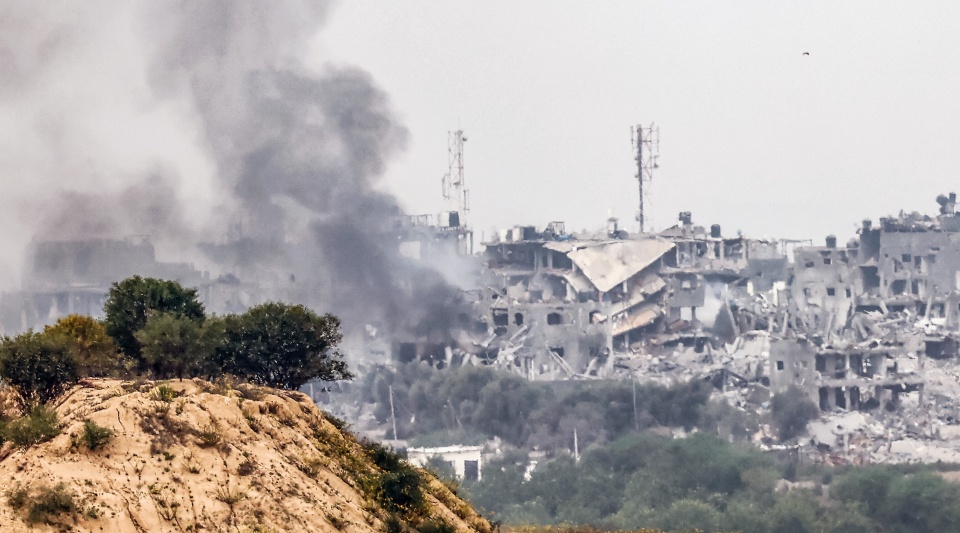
[0,236,296,335]
[466,221,674,378]
[763,194,960,406]
[768,337,923,412]
[17,179,960,460]
[397,193,960,439]
[0,238,210,333]
[327,191,960,465]
[412,213,796,381]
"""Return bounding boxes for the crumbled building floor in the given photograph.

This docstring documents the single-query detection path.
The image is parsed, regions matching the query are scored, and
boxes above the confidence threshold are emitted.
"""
[383,193,960,465]
[17,192,960,467]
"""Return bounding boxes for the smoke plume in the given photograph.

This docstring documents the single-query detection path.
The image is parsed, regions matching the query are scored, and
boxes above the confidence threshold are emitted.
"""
[0,1,460,337]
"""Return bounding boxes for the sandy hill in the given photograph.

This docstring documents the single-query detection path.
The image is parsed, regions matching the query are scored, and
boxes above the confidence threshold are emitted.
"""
[0,379,493,533]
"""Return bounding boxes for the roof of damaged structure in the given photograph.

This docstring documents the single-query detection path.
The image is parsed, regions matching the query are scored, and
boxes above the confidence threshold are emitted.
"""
[559,239,675,293]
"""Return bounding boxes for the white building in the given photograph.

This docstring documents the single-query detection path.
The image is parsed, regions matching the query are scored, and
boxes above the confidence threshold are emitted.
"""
[406,445,483,481]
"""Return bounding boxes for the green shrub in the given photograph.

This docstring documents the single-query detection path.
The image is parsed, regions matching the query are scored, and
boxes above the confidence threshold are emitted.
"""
[82,420,113,450]
[417,519,455,533]
[4,406,60,448]
[362,440,428,516]
[198,423,222,448]
[384,513,404,533]
[27,483,76,524]
[322,411,349,431]
[0,331,78,408]
[6,483,77,525]
[362,438,406,472]
[7,486,28,509]
[27,483,77,524]
[424,455,457,483]
[210,302,351,389]
[152,384,178,403]
[136,313,205,380]
[375,469,426,516]
[43,314,119,377]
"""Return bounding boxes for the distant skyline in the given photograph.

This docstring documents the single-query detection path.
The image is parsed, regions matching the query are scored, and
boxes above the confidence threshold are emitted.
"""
[319,1,960,243]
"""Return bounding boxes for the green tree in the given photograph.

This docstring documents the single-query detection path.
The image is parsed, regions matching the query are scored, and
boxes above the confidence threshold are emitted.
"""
[831,465,898,516]
[817,501,873,533]
[44,314,118,377]
[0,332,78,408]
[883,471,960,532]
[135,312,205,379]
[212,302,351,389]
[103,276,205,367]
[653,498,722,533]
[463,450,528,520]
[769,490,818,533]
[721,498,772,533]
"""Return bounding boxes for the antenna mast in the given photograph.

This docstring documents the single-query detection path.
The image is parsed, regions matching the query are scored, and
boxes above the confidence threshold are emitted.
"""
[442,129,469,223]
[632,123,659,233]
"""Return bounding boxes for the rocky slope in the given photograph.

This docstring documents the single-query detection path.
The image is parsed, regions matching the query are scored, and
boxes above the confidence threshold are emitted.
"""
[0,379,493,533]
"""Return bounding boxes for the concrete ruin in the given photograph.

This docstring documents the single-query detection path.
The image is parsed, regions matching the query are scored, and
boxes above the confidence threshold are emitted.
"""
[0,236,290,334]
[381,193,960,464]
[16,188,960,465]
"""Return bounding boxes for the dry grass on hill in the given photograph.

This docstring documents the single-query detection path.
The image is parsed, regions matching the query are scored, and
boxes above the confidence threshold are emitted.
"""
[0,378,492,533]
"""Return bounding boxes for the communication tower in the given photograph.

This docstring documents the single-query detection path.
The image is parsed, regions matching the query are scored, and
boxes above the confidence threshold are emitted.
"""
[441,129,470,223]
[632,123,660,233]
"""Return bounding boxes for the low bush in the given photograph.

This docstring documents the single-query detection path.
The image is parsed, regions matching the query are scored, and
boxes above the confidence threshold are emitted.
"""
[215,484,246,506]
[197,423,222,448]
[0,332,78,408]
[82,420,113,450]
[4,406,60,448]
[322,411,349,431]
[27,484,76,525]
[238,459,256,476]
[384,513,404,533]
[359,437,428,517]
[7,486,28,509]
[375,469,426,516]
[153,384,178,403]
[418,519,456,533]
[6,483,77,525]
[362,438,406,472]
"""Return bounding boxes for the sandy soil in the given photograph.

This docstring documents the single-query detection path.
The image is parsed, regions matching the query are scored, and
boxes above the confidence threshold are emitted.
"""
[0,379,491,533]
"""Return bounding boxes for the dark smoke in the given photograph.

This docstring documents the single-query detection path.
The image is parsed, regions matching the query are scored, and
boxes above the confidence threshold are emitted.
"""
[147,2,456,334]
[0,1,460,337]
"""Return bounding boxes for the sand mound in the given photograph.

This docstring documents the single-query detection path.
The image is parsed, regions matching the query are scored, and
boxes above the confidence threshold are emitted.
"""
[0,379,492,533]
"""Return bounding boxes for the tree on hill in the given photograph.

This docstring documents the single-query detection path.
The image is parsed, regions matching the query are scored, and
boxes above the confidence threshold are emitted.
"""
[103,276,205,369]
[0,331,78,408]
[211,302,352,389]
[135,312,206,380]
[44,314,119,377]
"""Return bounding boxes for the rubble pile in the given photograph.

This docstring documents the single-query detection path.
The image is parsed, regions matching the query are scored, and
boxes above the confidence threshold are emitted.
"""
[381,193,960,465]
[14,187,960,467]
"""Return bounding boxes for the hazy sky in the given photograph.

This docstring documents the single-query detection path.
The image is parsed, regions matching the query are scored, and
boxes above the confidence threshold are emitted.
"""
[319,2,960,244]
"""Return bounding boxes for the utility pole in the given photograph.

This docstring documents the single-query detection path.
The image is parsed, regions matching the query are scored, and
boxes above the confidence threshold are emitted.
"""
[574,428,580,463]
[389,385,398,441]
[632,123,660,233]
